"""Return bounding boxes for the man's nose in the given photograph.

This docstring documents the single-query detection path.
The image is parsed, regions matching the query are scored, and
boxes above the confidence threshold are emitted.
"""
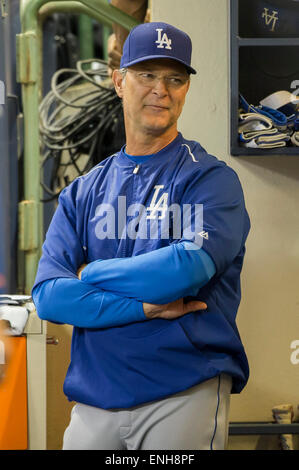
[151,77,168,96]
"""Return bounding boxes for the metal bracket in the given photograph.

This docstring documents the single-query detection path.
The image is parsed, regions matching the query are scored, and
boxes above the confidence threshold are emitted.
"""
[17,113,24,160]
[46,336,59,345]
[18,200,39,251]
[16,32,38,84]
[0,0,7,18]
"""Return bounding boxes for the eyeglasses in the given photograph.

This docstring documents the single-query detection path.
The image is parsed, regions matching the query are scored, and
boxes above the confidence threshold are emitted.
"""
[127,70,190,89]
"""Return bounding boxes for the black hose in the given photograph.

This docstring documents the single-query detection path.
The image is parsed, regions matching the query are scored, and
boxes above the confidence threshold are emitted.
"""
[39,59,125,202]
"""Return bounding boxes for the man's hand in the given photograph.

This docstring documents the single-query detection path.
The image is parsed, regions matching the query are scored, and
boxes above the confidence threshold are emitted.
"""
[108,0,149,76]
[143,298,207,320]
[77,264,87,280]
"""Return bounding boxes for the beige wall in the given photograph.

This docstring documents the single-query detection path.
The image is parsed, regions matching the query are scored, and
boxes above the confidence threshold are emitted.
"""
[46,0,299,450]
[152,0,299,450]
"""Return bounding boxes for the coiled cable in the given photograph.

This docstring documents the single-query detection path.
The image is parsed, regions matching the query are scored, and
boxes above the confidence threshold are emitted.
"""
[39,59,125,202]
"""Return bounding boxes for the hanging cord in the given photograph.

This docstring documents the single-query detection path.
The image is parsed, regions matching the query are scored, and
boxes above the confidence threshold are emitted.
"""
[39,59,124,202]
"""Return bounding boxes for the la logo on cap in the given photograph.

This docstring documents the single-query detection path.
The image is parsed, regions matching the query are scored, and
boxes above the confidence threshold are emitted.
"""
[155,28,172,50]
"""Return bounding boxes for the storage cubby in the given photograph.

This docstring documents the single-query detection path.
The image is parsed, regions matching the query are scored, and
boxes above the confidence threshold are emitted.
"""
[230,0,299,155]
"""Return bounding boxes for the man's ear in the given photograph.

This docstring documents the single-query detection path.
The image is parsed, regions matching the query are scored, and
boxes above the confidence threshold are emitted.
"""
[112,69,124,98]
[186,77,191,94]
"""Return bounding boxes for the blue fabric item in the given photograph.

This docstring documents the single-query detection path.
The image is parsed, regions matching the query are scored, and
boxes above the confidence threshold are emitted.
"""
[32,242,215,327]
[81,241,216,304]
[32,132,250,408]
[123,147,154,163]
[32,278,146,328]
[239,94,288,127]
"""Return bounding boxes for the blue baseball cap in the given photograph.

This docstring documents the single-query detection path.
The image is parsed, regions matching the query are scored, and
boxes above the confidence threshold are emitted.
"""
[120,22,197,74]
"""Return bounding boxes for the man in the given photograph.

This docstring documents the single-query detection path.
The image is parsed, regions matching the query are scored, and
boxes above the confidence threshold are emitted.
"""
[32,22,250,450]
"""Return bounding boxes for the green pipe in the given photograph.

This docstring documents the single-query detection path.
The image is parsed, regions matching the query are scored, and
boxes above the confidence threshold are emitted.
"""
[18,1,42,295]
[102,25,112,62]
[18,0,139,294]
[78,15,94,60]
[21,0,139,31]
[39,2,113,28]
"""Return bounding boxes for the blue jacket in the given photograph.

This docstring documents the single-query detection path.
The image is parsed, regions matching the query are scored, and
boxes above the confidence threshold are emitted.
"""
[32,132,250,409]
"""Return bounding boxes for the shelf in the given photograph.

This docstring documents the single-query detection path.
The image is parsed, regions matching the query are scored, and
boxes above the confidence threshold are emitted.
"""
[231,146,299,157]
[237,37,299,47]
[229,421,299,436]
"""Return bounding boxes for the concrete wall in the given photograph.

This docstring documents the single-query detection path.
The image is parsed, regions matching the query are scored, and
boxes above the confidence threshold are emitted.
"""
[152,0,299,450]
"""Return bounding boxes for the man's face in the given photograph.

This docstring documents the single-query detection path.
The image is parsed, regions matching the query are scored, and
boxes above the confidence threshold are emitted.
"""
[113,58,190,137]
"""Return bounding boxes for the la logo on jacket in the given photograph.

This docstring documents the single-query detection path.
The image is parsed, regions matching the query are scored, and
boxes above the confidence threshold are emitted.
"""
[146,185,169,220]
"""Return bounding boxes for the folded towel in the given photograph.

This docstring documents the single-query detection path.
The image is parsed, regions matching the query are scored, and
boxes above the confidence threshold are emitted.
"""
[0,296,33,335]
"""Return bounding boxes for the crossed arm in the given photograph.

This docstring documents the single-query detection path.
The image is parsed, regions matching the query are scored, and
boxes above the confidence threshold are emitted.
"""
[76,264,206,321]
[32,241,215,329]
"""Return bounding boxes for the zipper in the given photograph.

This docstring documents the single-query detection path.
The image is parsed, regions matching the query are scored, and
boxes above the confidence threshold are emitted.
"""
[121,163,140,258]
[133,164,140,174]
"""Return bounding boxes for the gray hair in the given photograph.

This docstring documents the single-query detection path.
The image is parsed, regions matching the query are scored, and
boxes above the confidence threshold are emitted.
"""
[119,68,127,81]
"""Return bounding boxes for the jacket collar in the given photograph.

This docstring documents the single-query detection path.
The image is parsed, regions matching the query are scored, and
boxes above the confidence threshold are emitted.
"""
[116,132,184,167]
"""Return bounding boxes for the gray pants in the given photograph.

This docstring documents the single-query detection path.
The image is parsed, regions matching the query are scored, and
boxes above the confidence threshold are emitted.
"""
[62,374,232,450]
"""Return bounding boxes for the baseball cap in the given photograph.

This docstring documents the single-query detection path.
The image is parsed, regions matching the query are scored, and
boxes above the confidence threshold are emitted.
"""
[120,22,197,74]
